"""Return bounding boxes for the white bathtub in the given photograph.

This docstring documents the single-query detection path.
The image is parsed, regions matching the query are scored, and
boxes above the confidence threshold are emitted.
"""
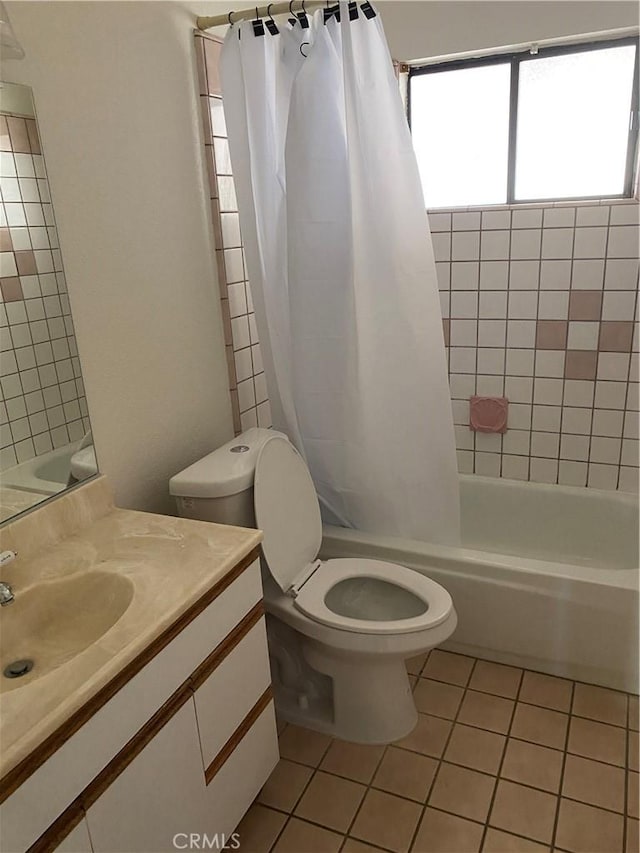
[1,443,75,495]
[320,475,640,693]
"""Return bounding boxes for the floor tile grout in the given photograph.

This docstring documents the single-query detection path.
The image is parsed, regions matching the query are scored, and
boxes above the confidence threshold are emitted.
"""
[255,651,637,853]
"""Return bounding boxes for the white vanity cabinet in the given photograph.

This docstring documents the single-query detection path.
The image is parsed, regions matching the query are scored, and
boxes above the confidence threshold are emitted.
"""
[1,552,278,853]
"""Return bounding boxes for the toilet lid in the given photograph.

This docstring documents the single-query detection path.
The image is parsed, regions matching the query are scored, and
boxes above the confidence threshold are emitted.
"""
[254,436,323,592]
[294,558,453,634]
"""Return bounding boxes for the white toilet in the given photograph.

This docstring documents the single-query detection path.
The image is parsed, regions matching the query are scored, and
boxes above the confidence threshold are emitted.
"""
[170,428,457,744]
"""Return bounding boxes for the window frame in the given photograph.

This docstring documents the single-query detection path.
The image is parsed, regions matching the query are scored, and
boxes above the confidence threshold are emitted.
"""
[407,36,640,206]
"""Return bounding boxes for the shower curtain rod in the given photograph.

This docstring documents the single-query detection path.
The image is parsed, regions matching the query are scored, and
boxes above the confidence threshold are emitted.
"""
[197,1,330,30]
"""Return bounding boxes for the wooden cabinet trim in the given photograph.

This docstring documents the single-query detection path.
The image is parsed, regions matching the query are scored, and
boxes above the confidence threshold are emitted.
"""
[204,688,273,786]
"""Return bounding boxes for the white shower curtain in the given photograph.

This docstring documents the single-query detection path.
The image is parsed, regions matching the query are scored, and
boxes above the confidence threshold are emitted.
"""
[221,4,460,545]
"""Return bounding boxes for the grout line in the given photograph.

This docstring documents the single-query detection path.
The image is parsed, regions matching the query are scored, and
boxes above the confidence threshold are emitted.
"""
[550,677,576,850]
[405,655,481,852]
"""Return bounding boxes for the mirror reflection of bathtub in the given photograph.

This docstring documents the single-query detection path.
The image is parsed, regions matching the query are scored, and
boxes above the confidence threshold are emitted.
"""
[1,441,97,496]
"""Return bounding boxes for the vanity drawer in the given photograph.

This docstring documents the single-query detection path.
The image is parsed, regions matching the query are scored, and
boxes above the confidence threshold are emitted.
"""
[194,616,272,769]
[202,700,279,841]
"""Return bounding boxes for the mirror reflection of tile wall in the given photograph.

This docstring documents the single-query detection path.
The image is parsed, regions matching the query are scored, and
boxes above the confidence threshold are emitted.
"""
[0,86,90,475]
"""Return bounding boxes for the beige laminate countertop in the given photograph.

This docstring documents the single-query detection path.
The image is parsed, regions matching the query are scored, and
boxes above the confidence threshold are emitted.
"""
[0,500,262,781]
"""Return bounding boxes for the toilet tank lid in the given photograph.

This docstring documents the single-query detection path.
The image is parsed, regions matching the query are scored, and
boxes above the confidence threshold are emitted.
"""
[169,428,285,499]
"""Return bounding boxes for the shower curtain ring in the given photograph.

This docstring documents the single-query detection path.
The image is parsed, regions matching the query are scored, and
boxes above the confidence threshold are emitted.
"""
[300,41,309,56]
[267,3,275,19]
[228,10,236,24]
[255,7,260,19]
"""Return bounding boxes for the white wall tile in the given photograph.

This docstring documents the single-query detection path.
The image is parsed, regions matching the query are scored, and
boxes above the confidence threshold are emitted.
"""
[428,212,451,232]
[607,226,639,258]
[587,463,618,490]
[575,206,609,226]
[530,457,558,483]
[597,352,630,381]
[509,260,539,290]
[431,232,451,261]
[453,211,481,231]
[558,460,588,486]
[533,378,563,405]
[560,434,590,462]
[502,429,530,455]
[594,380,627,410]
[572,259,605,290]
[540,260,571,290]
[506,320,536,348]
[480,261,509,289]
[475,451,501,476]
[532,405,561,432]
[478,319,506,347]
[541,228,573,259]
[481,210,511,230]
[435,262,451,290]
[476,348,505,375]
[573,226,607,258]
[449,347,476,373]
[512,208,543,229]
[508,403,532,429]
[604,259,639,290]
[543,207,575,228]
[602,291,636,321]
[535,350,565,378]
[538,291,569,320]
[592,409,624,438]
[563,380,595,408]
[480,230,509,261]
[476,374,504,395]
[510,229,541,260]
[506,348,535,376]
[451,262,479,290]
[504,375,533,403]
[567,321,599,350]
[502,454,529,479]
[451,291,478,318]
[610,204,639,225]
[508,291,538,319]
[449,319,477,346]
[479,291,508,318]
[452,231,480,261]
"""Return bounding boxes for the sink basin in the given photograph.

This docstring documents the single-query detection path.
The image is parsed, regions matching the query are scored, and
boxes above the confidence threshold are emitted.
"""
[0,572,134,692]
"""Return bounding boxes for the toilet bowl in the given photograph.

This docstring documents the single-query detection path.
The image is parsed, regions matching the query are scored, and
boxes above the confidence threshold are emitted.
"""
[170,428,457,743]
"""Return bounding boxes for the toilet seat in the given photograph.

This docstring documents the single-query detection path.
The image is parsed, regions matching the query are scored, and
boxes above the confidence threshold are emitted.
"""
[294,558,453,634]
[254,435,452,636]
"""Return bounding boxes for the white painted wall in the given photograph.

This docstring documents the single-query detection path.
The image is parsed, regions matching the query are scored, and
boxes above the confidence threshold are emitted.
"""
[194,0,638,60]
[376,1,638,62]
[2,1,234,514]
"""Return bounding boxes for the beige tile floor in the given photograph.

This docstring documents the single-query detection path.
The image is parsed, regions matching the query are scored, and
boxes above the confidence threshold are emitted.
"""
[235,650,639,853]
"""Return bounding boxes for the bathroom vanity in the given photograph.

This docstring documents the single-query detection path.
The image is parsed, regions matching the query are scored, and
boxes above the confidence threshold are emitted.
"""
[0,477,278,853]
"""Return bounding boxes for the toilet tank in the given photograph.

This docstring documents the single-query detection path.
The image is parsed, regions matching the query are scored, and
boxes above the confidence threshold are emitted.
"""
[169,428,283,527]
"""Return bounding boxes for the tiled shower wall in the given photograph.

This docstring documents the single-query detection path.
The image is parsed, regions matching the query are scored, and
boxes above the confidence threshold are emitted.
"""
[196,33,272,435]
[196,33,638,491]
[0,111,89,470]
[434,201,639,491]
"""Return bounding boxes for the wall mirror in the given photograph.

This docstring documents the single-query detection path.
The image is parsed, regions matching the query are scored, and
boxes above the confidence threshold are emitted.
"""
[0,81,97,523]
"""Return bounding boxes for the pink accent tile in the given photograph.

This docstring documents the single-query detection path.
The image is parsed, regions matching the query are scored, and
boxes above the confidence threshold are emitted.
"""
[0,228,12,251]
[442,318,450,346]
[0,116,10,151]
[569,290,603,321]
[599,321,634,352]
[0,277,23,301]
[470,396,509,433]
[565,350,598,381]
[25,119,40,155]
[15,250,36,276]
[536,320,568,350]
[6,117,30,153]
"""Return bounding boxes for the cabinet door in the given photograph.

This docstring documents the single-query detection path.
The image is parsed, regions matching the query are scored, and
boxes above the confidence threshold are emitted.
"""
[86,700,209,853]
[53,817,93,853]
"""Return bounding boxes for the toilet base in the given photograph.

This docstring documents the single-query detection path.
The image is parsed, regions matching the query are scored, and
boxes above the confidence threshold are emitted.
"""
[303,638,418,743]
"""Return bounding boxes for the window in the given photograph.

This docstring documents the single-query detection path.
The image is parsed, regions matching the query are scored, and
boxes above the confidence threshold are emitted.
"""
[409,38,639,209]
